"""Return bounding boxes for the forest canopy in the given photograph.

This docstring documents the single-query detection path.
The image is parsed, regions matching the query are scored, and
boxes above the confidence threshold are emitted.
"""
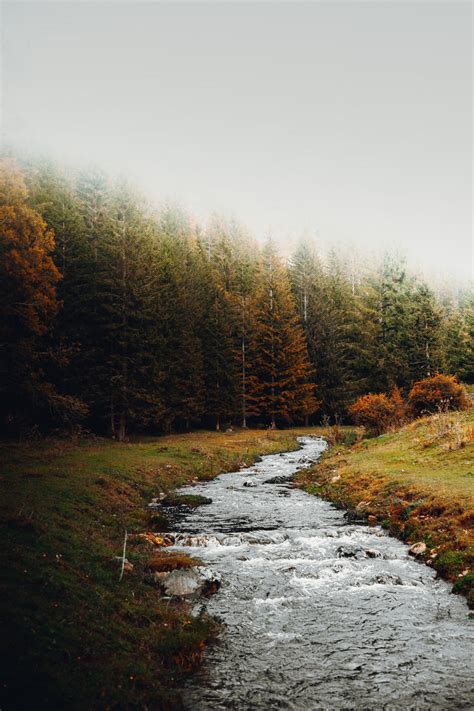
[1,156,473,439]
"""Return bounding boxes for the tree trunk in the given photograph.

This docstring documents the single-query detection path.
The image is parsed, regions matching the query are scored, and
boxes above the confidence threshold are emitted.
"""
[110,394,116,438]
[118,412,126,442]
[241,329,247,428]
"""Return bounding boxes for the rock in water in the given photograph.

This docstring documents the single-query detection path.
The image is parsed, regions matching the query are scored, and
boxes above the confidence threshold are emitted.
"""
[264,475,292,484]
[150,567,221,598]
[409,542,427,557]
[372,573,403,586]
[336,545,360,559]
[365,549,382,558]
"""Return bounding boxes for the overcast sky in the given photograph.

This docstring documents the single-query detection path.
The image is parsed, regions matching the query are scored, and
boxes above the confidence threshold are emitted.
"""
[2,1,473,280]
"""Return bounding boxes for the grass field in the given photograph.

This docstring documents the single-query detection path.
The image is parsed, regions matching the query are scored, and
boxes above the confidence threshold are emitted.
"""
[0,427,319,710]
[2,417,472,708]
[296,410,474,607]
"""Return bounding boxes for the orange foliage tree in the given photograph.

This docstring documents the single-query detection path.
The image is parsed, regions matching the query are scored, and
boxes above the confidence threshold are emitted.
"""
[0,158,62,431]
[407,374,468,415]
[252,241,318,426]
[349,393,397,435]
[390,385,407,423]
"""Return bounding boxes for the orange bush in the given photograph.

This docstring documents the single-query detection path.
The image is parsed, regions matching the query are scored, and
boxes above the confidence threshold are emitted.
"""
[390,385,407,422]
[408,374,468,415]
[349,393,397,435]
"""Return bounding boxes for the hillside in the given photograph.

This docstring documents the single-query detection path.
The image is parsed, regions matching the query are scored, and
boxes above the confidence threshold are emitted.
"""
[296,410,474,607]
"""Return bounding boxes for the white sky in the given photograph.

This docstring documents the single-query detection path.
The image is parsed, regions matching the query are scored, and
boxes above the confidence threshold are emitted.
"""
[2,1,473,280]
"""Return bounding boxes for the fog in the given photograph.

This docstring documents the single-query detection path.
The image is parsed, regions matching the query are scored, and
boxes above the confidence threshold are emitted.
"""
[2,1,472,281]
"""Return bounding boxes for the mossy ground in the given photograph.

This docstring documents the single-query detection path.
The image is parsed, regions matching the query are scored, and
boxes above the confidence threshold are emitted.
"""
[296,410,474,607]
[0,427,310,709]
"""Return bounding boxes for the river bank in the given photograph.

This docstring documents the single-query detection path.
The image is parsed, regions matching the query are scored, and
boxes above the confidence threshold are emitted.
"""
[295,410,474,608]
[165,437,473,709]
[2,419,472,708]
[0,428,313,709]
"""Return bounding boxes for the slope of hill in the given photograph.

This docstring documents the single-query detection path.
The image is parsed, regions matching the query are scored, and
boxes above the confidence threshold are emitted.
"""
[297,410,474,607]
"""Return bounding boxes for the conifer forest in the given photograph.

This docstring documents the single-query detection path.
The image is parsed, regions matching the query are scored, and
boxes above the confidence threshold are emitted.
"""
[1,156,472,440]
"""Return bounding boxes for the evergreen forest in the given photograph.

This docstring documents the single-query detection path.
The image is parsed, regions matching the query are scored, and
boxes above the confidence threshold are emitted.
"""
[1,156,473,440]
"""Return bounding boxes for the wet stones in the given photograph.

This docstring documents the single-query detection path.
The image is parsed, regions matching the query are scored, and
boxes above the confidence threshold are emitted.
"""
[336,545,359,558]
[336,545,383,560]
[148,567,221,598]
[343,509,367,524]
[130,532,175,547]
[365,549,382,559]
[409,542,427,557]
[263,475,293,484]
[371,573,403,586]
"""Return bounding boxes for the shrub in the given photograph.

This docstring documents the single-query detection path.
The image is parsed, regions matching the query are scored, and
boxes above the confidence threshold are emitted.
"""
[408,374,468,415]
[349,393,397,435]
[390,385,408,423]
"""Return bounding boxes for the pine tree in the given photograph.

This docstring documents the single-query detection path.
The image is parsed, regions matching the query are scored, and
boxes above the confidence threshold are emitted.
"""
[253,241,317,426]
[105,182,164,439]
[408,282,443,381]
[290,243,367,419]
[444,289,474,383]
[364,256,417,391]
[154,207,206,431]
[201,217,260,428]
[232,255,260,427]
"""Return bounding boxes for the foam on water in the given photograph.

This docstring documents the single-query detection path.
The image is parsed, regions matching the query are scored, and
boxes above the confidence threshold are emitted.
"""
[165,437,473,710]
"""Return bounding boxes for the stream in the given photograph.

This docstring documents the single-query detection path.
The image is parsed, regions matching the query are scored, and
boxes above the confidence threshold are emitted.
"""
[168,437,473,709]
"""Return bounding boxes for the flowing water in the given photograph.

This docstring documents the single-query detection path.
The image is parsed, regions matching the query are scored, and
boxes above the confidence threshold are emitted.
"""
[168,437,473,710]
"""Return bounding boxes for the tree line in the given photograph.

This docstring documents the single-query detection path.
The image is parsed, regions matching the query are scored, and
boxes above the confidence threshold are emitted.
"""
[0,156,472,439]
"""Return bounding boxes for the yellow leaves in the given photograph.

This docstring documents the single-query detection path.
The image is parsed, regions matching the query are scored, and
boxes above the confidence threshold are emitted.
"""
[0,159,61,337]
[0,158,28,204]
[131,532,173,547]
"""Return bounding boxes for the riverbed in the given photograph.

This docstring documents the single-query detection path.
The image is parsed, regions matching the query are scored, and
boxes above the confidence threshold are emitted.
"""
[169,437,473,709]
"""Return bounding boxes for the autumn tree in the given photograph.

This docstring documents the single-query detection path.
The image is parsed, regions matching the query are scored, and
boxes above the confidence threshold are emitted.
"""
[408,374,468,415]
[0,158,73,432]
[253,240,317,426]
[201,217,261,428]
[349,393,397,434]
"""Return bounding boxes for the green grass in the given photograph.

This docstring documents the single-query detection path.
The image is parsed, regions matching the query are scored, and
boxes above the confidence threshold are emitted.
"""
[0,427,311,709]
[297,411,474,607]
[343,410,474,500]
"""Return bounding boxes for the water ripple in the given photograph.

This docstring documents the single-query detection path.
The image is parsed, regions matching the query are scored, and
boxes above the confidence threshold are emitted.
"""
[167,437,473,710]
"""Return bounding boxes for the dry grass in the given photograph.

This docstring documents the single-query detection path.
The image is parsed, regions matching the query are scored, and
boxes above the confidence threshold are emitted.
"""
[146,552,200,573]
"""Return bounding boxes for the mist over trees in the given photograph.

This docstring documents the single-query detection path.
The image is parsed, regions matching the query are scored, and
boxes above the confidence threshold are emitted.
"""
[1,156,472,439]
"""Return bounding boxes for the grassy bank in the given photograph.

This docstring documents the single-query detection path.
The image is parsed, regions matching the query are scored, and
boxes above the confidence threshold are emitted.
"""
[296,411,474,608]
[0,428,309,710]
